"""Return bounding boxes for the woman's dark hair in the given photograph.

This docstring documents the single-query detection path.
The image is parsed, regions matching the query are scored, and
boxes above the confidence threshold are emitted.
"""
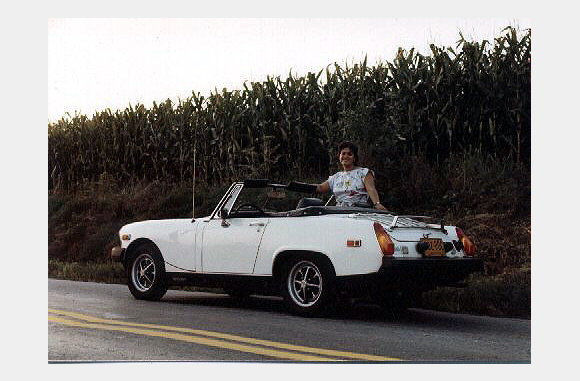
[338,141,359,165]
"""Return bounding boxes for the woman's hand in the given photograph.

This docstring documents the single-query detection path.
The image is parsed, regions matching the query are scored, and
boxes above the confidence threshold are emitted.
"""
[374,202,387,210]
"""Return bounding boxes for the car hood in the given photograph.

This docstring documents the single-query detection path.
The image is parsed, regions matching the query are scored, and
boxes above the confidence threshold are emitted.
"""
[120,218,203,234]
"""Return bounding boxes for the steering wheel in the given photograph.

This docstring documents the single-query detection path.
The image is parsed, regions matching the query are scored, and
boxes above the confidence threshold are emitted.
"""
[233,202,265,215]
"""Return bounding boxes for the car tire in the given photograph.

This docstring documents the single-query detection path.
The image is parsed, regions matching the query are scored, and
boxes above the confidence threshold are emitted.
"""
[127,243,168,301]
[280,256,336,317]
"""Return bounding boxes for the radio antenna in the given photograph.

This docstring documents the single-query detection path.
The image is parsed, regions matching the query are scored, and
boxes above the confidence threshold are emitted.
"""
[191,118,197,221]
[192,145,196,219]
[192,123,197,220]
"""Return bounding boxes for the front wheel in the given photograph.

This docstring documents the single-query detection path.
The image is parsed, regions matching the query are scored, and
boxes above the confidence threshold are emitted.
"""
[281,257,335,317]
[127,243,168,301]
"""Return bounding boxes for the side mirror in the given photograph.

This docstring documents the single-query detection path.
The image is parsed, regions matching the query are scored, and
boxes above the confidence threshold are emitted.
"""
[220,208,230,227]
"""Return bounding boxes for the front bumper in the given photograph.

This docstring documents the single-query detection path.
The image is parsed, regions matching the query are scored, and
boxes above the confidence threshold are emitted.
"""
[110,246,125,262]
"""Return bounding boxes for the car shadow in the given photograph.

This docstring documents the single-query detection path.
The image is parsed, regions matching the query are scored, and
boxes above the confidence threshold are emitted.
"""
[159,290,503,333]
[161,291,288,313]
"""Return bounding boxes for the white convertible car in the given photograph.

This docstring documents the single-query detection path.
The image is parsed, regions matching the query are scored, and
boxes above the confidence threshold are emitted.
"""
[111,179,483,316]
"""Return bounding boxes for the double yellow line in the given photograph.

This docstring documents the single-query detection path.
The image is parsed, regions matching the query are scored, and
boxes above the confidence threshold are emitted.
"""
[48,308,402,362]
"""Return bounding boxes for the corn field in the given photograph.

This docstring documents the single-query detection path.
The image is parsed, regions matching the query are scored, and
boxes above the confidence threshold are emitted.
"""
[48,26,530,191]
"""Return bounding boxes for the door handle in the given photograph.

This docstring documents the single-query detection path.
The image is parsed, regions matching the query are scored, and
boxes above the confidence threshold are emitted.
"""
[249,222,265,227]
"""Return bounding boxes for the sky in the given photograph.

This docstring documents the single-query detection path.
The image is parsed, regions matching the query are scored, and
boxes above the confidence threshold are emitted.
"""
[48,18,531,123]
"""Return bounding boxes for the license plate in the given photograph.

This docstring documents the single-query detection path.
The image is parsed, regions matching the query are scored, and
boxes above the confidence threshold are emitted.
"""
[420,238,445,256]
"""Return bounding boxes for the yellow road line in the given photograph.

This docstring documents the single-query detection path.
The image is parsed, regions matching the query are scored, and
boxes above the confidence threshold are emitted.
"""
[49,316,334,361]
[48,308,401,361]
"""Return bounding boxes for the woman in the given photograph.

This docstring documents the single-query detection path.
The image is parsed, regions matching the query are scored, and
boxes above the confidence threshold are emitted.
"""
[291,141,386,209]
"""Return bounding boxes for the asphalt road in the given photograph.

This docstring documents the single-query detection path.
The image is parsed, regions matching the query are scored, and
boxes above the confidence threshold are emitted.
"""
[48,279,530,363]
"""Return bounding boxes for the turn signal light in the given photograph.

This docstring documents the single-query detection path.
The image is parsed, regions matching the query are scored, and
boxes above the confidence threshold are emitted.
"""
[456,227,477,256]
[373,222,394,256]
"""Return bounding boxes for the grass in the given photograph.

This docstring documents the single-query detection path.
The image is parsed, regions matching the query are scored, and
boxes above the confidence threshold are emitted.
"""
[49,260,126,284]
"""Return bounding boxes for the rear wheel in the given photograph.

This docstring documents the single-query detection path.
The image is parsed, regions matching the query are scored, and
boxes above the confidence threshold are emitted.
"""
[127,243,167,301]
[280,256,336,317]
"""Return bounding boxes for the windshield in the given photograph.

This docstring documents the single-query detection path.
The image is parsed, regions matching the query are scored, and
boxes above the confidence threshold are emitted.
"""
[231,186,306,213]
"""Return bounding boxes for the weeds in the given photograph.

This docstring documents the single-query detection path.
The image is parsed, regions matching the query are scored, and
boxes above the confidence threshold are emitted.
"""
[48,260,126,284]
[422,267,530,318]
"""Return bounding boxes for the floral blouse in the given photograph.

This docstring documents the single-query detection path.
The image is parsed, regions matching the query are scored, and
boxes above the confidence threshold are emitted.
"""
[327,167,371,207]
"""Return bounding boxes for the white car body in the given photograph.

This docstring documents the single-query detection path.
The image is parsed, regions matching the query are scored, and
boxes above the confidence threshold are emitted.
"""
[113,181,482,315]
[119,213,463,276]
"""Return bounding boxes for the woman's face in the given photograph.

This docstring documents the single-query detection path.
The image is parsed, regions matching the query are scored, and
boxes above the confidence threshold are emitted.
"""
[339,147,355,168]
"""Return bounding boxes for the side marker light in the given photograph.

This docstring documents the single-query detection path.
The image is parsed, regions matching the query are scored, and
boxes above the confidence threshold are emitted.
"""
[347,240,361,247]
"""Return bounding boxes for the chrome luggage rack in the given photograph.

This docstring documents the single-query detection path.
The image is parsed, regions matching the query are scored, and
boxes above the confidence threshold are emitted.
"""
[389,215,445,232]
[351,213,446,232]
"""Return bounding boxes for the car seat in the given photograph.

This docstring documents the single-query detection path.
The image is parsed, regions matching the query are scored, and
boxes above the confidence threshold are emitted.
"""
[296,197,325,209]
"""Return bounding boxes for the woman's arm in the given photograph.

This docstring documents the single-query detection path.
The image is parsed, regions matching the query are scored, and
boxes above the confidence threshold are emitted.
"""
[316,181,331,194]
[364,172,386,210]
[287,180,329,194]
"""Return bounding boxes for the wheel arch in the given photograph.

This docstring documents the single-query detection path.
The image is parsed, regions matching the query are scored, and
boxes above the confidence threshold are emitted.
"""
[272,250,336,283]
[123,238,164,268]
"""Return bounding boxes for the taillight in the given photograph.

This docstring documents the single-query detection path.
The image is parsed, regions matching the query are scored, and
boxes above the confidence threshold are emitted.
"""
[456,227,477,256]
[373,222,394,256]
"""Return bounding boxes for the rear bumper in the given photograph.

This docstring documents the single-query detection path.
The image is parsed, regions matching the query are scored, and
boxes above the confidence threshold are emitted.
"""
[336,256,484,294]
[378,257,484,288]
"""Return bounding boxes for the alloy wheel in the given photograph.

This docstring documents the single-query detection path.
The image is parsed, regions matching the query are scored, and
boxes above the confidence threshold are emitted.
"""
[287,260,323,307]
[131,253,156,292]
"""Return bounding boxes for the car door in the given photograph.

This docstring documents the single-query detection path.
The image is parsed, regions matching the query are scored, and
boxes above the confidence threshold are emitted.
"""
[201,216,270,274]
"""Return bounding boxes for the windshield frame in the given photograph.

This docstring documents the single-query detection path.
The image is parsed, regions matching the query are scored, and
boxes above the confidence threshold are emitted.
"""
[209,182,244,220]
